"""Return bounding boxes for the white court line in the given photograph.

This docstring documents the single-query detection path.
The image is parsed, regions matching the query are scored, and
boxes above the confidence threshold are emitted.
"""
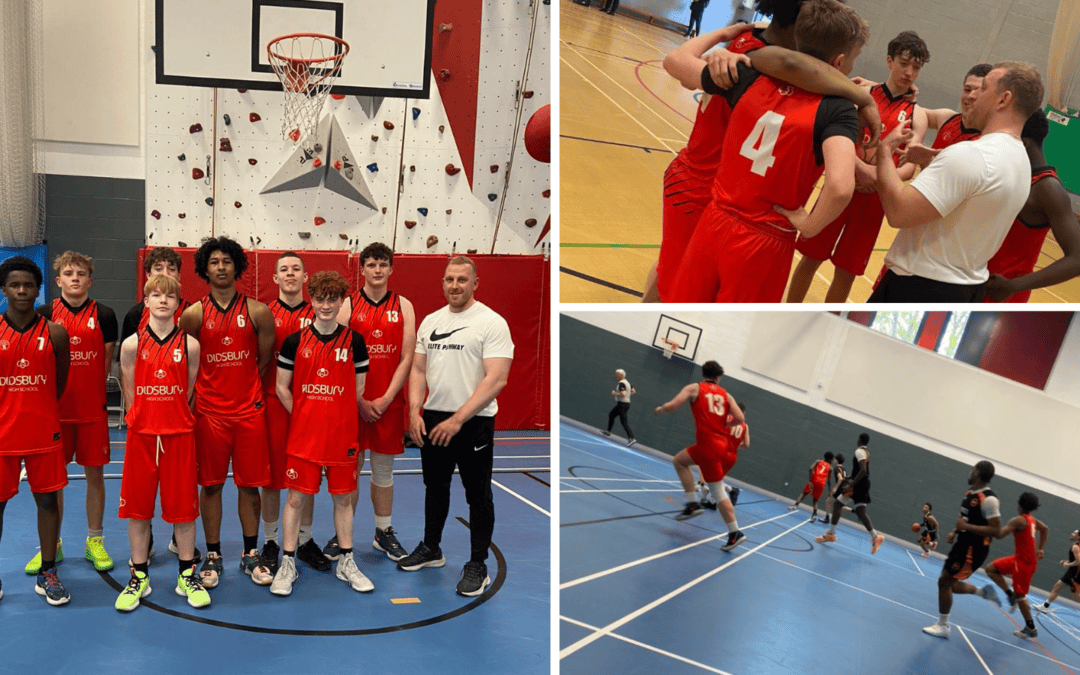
[957,625,996,675]
[561,477,681,483]
[562,433,668,482]
[560,518,808,658]
[492,479,549,517]
[907,549,926,576]
[561,615,736,675]
[561,510,793,590]
[561,488,677,493]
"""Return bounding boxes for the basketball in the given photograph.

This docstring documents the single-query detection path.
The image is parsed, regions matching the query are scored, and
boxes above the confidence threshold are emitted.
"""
[524,104,550,163]
[911,523,921,533]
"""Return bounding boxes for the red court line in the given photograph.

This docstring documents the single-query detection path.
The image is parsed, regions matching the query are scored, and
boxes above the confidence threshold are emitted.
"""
[634,59,695,125]
[992,604,1076,675]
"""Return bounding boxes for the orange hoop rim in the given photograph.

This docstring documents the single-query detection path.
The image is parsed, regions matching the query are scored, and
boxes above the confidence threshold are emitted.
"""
[267,32,350,65]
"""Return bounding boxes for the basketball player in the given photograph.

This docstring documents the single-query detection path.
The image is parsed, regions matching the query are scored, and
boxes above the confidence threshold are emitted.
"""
[787,31,930,304]
[669,0,867,303]
[115,274,209,611]
[24,252,117,576]
[270,271,373,596]
[178,236,275,588]
[1036,529,1080,614]
[822,452,846,518]
[258,252,328,575]
[657,361,749,551]
[899,64,991,170]
[120,247,193,346]
[403,257,513,596]
[923,461,1002,639]
[0,256,71,605]
[979,492,1047,639]
[603,369,636,446]
[983,110,1080,302]
[323,242,415,564]
[788,451,834,522]
[918,503,939,558]
[816,433,885,554]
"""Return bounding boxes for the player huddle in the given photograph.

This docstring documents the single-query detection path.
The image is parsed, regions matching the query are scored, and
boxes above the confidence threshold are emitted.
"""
[0,236,513,609]
[644,0,1068,304]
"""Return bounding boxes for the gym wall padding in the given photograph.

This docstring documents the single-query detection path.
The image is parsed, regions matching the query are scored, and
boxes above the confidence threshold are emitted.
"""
[561,315,1080,594]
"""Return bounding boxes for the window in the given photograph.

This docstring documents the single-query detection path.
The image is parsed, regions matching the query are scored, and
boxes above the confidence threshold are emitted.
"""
[936,311,971,359]
[869,311,924,345]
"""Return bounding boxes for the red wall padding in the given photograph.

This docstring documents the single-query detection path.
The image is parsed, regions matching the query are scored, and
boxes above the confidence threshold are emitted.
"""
[431,0,483,188]
[135,249,549,429]
[916,312,949,351]
[977,312,1073,390]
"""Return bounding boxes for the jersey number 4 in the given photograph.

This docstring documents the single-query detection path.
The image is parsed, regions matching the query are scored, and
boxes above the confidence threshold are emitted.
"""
[739,111,785,176]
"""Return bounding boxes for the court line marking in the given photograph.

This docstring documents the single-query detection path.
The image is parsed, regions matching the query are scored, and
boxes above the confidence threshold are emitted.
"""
[561,477,681,483]
[561,429,668,481]
[561,615,736,675]
[560,518,808,658]
[907,549,926,576]
[561,488,678,493]
[492,479,549,517]
[988,604,1077,675]
[560,510,793,590]
[958,625,996,675]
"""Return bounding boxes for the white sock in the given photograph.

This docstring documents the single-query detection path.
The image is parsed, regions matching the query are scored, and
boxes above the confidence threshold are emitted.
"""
[263,520,279,543]
[88,528,103,540]
[828,523,837,534]
[685,491,698,503]
[870,529,878,538]
[939,613,949,626]
[375,516,392,531]
[727,519,739,533]
[299,525,312,546]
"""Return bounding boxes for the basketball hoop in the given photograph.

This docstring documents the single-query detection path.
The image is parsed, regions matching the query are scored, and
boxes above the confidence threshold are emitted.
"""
[267,33,350,147]
[660,338,679,360]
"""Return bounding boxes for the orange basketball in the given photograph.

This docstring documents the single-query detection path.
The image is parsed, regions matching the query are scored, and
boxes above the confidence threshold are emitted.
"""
[911,523,921,533]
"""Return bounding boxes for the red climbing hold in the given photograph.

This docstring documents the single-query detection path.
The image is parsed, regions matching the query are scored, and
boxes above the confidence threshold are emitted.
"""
[445,164,460,176]
[249,112,261,123]
[405,221,417,229]
[192,168,204,180]
[314,217,326,226]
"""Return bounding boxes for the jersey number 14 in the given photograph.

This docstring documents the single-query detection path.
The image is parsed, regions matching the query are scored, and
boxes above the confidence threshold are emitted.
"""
[739,111,786,177]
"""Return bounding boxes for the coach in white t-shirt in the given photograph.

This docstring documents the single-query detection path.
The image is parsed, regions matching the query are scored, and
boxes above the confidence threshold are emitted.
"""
[400,256,513,597]
[870,61,1044,302]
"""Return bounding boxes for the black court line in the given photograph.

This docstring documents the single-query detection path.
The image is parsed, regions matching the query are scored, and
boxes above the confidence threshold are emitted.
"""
[560,41,644,64]
[561,510,682,528]
[96,517,506,636]
[559,267,643,298]
[524,472,551,487]
[560,134,673,154]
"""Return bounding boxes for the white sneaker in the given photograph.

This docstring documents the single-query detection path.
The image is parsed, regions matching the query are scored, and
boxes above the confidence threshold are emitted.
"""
[922,623,950,639]
[1035,604,1053,614]
[336,554,374,593]
[270,555,297,596]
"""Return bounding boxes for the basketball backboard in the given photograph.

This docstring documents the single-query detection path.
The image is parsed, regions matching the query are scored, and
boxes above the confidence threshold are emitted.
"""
[653,314,702,361]
[155,0,434,98]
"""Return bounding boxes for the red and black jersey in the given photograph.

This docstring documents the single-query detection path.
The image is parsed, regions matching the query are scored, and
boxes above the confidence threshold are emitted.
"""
[38,298,117,422]
[126,326,194,435]
[690,380,731,446]
[121,299,193,346]
[1014,513,1038,565]
[811,459,831,483]
[706,65,860,231]
[958,487,998,548]
[194,293,262,417]
[985,167,1060,301]
[868,84,916,165]
[263,298,315,397]
[278,325,369,465]
[931,113,981,150]
[348,289,406,405]
[0,314,62,455]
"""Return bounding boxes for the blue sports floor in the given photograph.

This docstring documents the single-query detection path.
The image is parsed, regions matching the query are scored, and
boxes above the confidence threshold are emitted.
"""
[559,420,1080,675]
[0,428,550,674]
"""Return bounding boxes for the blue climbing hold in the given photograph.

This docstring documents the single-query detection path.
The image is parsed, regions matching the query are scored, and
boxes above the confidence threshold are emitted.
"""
[367,163,378,172]
[418,207,428,216]
[412,107,420,120]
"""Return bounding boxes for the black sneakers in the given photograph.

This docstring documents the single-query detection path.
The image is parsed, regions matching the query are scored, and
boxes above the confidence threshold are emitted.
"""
[397,542,446,571]
[297,539,332,572]
[260,540,280,575]
[373,527,408,561]
[721,531,747,551]
[675,503,704,521]
[729,487,740,506]
[456,561,490,597]
[322,535,342,561]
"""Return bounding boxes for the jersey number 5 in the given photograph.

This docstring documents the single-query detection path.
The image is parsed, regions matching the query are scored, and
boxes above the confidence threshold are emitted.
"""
[739,111,785,176]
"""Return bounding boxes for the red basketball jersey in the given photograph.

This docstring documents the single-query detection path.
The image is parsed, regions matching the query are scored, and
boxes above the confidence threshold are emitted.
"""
[263,299,315,397]
[139,299,192,334]
[985,168,1059,302]
[280,326,367,465]
[1014,513,1037,565]
[48,299,108,422]
[812,459,831,483]
[126,326,195,435]
[195,293,263,417]
[868,84,916,165]
[690,381,730,446]
[932,113,981,150]
[0,314,62,455]
[348,290,406,404]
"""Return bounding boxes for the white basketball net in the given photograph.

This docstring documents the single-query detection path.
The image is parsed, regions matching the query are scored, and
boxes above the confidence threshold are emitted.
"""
[661,339,678,360]
[267,34,349,148]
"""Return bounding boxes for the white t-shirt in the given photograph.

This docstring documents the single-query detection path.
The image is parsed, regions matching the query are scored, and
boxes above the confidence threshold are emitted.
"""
[415,301,514,417]
[884,132,1031,284]
[615,378,632,403]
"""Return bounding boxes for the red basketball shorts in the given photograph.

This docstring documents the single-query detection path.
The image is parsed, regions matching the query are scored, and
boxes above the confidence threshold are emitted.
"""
[803,479,826,501]
[61,420,111,467]
[119,432,199,524]
[991,555,1037,596]
[358,404,406,455]
[264,395,291,490]
[795,190,885,276]
[686,439,736,484]
[669,206,796,303]
[0,450,68,501]
[194,410,270,488]
[657,160,711,302]
[284,455,359,496]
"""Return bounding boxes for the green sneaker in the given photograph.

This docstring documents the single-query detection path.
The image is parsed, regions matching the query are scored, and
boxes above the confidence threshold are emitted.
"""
[176,567,211,608]
[25,539,63,575]
[84,536,114,571]
[115,571,151,612]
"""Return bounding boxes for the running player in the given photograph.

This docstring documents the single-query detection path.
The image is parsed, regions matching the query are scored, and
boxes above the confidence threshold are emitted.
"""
[0,256,71,605]
[983,110,1080,302]
[323,242,415,564]
[657,361,749,551]
[115,274,209,611]
[788,451,834,522]
[1036,529,1080,614]
[258,252,328,575]
[918,502,939,558]
[980,491,1048,639]
[25,251,117,575]
[178,236,275,588]
[816,433,885,553]
[120,247,193,345]
[270,271,373,596]
[603,369,636,446]
[787,31,930,304]
[669,0,867,303]
[822,452,846,518]
[923,461,1002,639]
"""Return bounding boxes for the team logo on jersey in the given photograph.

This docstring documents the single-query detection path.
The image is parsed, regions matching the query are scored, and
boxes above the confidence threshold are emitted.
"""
[222,336,234,346]
[70,336,82,345]
[372,329,383,339]
[0,340,9,350]
[777,85,794,97]
[141,349,151,360]
[155,368,167,379]
[302,348,313,359]
[16,358,29,369]
[206,320,216,330]
[286,468,298,480]
[733,37,747,50]
[119,497,126,507]
[317,367,329,378]
[275,318,283,327]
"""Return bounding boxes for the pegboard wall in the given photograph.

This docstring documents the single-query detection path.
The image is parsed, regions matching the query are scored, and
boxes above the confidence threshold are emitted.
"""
[145,0,551,255]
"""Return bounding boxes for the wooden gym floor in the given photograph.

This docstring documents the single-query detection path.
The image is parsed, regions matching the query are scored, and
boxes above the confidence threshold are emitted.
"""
[558,1,1080,304]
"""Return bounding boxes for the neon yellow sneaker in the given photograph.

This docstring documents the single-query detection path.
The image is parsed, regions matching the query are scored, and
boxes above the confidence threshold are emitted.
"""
[115,570,151,612]
[84,536,114,571]
[25,539,63,575]
[175,567,211,608]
